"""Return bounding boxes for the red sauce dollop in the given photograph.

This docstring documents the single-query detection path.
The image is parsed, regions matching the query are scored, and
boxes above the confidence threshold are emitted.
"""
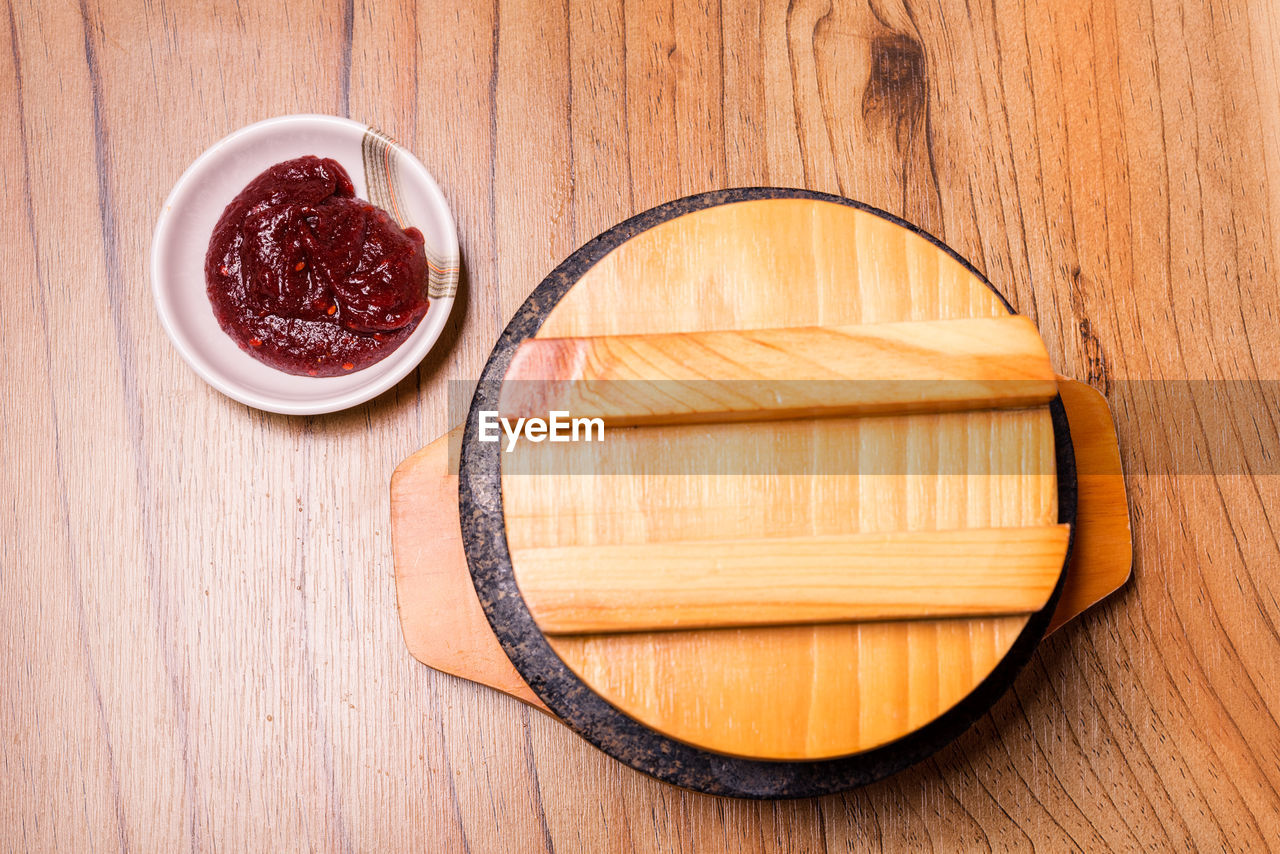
[205,156,429,376]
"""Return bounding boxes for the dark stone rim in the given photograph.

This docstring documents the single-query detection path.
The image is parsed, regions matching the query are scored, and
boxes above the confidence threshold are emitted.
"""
[458,188,1077,799]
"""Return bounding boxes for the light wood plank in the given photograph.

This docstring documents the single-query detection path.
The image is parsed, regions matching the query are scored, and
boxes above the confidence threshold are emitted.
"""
[514,525,1070,633]
[500,315,1057,425]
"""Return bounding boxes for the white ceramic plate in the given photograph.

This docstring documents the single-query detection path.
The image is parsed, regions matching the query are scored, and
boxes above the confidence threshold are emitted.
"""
[151,114,459,414]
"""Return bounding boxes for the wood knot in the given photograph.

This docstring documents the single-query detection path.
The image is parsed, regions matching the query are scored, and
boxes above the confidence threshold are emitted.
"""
[862,34,927,152]
[1077,317,1111,394]
[1069,266,1112,394]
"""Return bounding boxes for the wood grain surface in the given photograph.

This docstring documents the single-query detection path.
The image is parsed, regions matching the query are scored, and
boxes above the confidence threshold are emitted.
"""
[3,0,1279,850]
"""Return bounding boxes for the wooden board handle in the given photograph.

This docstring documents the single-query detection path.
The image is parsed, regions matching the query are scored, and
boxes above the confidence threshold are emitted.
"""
[500,316,1058,426]
[511,525,1071,634]
[1047,377,1133,633]
[390,433,548,712]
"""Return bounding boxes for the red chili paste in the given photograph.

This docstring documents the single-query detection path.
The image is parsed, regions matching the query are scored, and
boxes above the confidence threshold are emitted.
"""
[205,156,429,376]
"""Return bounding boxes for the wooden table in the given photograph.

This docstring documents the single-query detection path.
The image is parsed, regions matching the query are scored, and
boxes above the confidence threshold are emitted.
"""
[4,0,1278,850]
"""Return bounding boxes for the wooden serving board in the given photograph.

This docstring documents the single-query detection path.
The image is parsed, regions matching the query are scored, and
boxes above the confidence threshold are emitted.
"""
[390,376,1129,717]
[393,198,1132,762]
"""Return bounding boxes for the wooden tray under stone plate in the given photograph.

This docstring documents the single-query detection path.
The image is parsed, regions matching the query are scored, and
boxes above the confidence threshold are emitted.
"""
[391,190,1132,797]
